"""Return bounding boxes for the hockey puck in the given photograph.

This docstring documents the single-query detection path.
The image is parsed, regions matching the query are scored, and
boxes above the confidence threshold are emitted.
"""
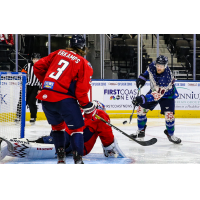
[123,121,127,124]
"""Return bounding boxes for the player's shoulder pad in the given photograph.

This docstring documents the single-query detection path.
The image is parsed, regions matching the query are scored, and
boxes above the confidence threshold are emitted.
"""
[149,61,156,67]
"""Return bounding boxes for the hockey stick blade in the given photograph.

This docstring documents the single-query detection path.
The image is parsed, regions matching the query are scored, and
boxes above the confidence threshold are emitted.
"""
[95,115,157,146]
[0,137,14,152]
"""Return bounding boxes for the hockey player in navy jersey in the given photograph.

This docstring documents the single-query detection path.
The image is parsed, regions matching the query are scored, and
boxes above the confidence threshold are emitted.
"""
[130,55,181,144]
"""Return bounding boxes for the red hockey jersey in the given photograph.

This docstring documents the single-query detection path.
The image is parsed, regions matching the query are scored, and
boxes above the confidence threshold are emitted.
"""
[84,109,111,135]
[79,109,114,146]
[33,49,93,107]
[85,109,114,147]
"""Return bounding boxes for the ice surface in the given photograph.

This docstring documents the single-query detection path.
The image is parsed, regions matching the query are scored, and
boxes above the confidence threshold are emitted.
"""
[1,118,200,164]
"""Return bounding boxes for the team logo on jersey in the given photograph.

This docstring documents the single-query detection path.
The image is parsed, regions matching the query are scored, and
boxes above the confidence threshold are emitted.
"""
[43,81,55,89]
[43,94,47,99]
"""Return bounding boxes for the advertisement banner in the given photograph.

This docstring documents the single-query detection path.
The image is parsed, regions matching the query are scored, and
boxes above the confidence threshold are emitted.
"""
[104,81,136,110]
[175,82,200,110]
[92,80,200,113]
[0,79,21,113]
[92,81,160,111]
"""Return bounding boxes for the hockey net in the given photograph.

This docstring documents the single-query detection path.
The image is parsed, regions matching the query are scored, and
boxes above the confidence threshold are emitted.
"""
[0,72,26,139]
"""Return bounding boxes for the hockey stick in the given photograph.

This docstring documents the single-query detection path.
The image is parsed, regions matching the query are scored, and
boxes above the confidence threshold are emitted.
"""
[95,114,157,146]
[0,137,14,152]
[129,86,141,124]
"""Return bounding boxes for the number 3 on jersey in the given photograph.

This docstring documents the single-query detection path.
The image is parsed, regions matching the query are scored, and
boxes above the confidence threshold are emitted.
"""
[49,59,69,80]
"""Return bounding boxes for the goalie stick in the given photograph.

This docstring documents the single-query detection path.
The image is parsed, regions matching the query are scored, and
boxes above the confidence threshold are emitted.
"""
[95,114,157,146]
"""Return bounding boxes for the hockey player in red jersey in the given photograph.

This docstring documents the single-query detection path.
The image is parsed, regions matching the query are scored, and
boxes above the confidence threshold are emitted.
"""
[31,100,125,158]
[33,35,97,164]
[67,100,125,157]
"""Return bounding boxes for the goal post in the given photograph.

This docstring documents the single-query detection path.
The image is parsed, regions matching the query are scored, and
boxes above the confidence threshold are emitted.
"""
[0,72,26,139]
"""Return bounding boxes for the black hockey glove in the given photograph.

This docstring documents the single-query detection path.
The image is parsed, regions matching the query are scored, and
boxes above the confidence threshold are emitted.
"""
[132,95,147,106]
[136,74,147,89]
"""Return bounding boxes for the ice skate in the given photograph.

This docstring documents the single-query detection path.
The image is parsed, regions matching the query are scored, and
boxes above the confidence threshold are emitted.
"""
[57,147,66,164]
[30,118,36,125]
[129,125,147,141]
[72,151,84,164]
[164,130,181,144]
[14,118,20,124]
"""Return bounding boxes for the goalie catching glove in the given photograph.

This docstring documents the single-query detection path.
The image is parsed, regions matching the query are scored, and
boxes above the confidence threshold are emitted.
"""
[82,101,97,120]
[132,95,147,106]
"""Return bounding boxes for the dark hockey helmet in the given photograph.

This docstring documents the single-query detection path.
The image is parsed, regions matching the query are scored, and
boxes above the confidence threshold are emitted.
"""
[156,55,168,68]
[32,53,41,59]
[70,34,85,50]
[93,100,106,111]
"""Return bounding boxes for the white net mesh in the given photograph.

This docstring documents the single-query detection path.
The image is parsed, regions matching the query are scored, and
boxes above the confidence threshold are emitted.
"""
[0,73,26,139]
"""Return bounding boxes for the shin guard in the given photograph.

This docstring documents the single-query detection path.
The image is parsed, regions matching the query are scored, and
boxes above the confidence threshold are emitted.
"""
[70,133,84,156]
[165,112,175,136]
[51,130,65,153]
[137,106,148,131]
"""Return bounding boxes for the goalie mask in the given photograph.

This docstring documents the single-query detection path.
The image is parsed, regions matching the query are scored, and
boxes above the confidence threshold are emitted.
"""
[93,100,106,111]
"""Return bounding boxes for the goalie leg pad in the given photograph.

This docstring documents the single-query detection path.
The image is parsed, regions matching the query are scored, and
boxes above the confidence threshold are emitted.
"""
[102,138,126,158]
[1,138,57,160]
[0,140,9,161]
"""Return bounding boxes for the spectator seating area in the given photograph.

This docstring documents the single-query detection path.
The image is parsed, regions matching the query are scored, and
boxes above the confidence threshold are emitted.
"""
[0,34,73,72]
[110,36,152,79]
[0,44,13,71]
[1,34,200,80]
[164,34,200,75]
